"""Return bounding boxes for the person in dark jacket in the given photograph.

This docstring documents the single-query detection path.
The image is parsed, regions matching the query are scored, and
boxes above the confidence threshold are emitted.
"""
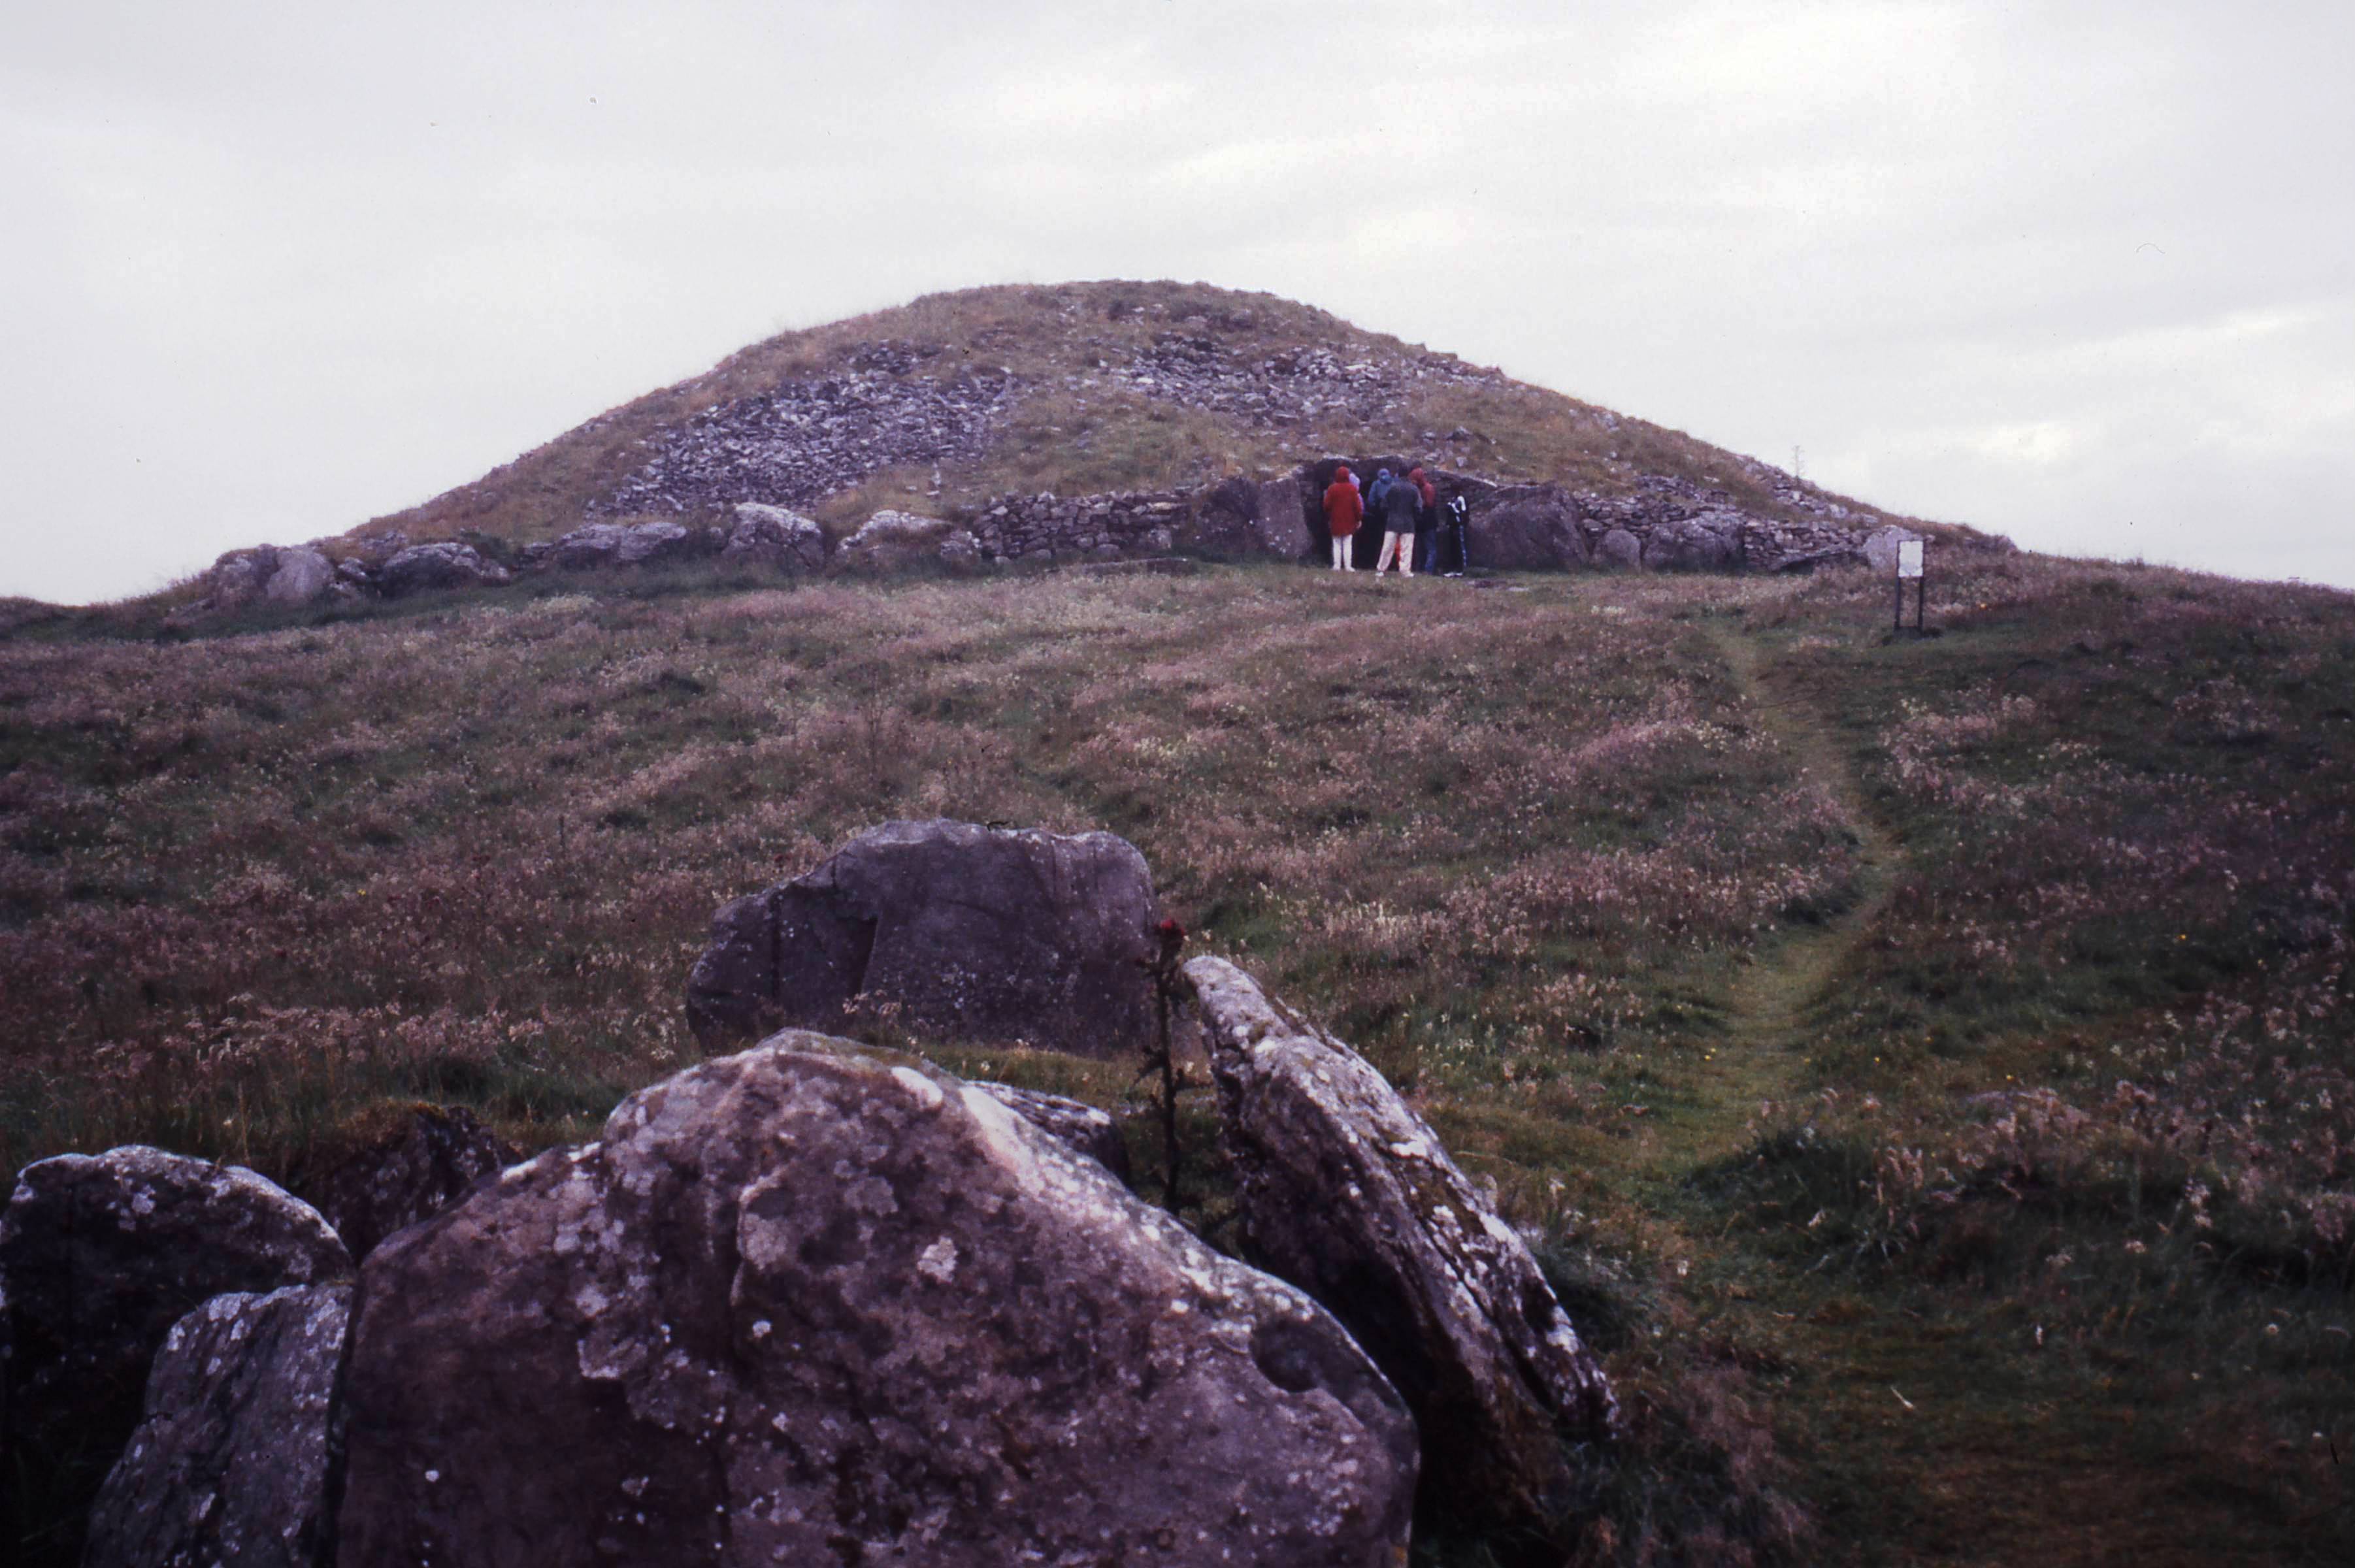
[1407,466,1439,574]
[1372,471,1421,577]
[1321,466,1364,570]
[1440,491,1470,576]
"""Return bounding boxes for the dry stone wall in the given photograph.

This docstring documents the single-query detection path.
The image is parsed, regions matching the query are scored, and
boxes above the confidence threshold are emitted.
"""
[178,445,1985,622]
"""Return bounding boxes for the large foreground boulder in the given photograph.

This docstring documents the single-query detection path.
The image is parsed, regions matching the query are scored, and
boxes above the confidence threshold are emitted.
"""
[338,1035,1417,1567]
[686,819,1159,1057]
[0,1148,350,1556]
[82,1284,351,1568]
[1188,957,1620,1546]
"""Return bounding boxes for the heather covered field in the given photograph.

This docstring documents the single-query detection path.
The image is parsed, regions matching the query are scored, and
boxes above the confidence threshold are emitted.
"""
[5,553,2351,1563]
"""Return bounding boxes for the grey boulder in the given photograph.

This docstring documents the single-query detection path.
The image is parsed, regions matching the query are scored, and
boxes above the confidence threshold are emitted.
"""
[1593,528,1644,570]
[0,1147,350,1552]
[1467,485,1589,570]
[1189,956,1620,1543]
[82,1284,352,1568]
[685,819,1159,1058]
[1253,476,1315,556]
[552,519,702,570]
[722,502,828,573]
[379,541,513,596]
[198,544,335,612]
[838,508,953,572]
[1643,513,1747,572]
[302,1103,516,1260]
[337,1034,1417,1568]
[969,1081,1131,1182]
[263,546,337,606]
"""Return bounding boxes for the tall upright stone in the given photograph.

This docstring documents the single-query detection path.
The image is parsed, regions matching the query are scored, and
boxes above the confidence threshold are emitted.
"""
[1189,956,1619,1548]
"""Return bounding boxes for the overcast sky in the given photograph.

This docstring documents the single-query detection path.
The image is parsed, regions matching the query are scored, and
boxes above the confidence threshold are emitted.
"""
[5,1,2350,603]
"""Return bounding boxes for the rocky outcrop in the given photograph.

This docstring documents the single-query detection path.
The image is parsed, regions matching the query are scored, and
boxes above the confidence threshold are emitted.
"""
[337,1034,1417,1567]
[378,541,513,596]
[263,546,336,606]
[722,502,828,573]
[180,544,346,619]
[82,1284,351,1568]
[302,1104,516,1260]
[1468,484,1589,570]
[969,1082,1131,1182]
[550,519,707,571]
[0,1148,350,1555]
[1187,957,1619,1545]
[1643,512,1746,571]
[686,819,1160,1058]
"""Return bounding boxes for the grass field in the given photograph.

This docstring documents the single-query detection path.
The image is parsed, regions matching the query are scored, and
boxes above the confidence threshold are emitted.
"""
[4,551,2350,1564]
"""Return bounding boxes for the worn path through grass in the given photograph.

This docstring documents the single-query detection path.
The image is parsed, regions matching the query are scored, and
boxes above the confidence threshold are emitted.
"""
[1653,621,1902,1169]
[1632,619,2309,1567]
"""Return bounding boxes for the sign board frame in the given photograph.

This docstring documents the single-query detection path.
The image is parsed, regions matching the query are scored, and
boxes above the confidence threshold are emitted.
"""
[1894,539,1926,633]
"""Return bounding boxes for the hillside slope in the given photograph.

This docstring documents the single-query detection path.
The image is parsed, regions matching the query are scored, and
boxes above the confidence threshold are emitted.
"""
[5,553,2348,1563]
[361,279,1935,550]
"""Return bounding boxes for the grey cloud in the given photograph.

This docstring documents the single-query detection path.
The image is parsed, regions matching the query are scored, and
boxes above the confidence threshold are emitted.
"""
[4,0,2351,602]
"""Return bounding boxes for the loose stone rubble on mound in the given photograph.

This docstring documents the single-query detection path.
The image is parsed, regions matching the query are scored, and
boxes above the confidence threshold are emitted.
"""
[1189,956,1619,1544]
[338,1034,1418,1567]
[686,819,1161,1058]
[82,1284,351,1568]
[593,344,1023,517]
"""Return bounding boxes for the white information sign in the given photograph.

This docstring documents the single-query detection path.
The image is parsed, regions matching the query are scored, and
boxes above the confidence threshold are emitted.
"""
[1897,540,1924,580]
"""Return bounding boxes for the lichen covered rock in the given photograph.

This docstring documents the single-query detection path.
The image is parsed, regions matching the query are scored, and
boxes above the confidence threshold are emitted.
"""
[83,1284,351,1568]
[1188,956,1619,1544]
[0,1147,350,1556]
[968,1081,1131,1182]
[338,1034,1416,1567]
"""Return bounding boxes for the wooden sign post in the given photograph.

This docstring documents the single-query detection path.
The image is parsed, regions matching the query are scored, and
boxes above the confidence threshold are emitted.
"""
[1896,539,1925,633]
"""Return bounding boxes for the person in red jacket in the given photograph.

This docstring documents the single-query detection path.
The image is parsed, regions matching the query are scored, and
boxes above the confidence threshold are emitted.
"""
[1321,465,1364,570]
